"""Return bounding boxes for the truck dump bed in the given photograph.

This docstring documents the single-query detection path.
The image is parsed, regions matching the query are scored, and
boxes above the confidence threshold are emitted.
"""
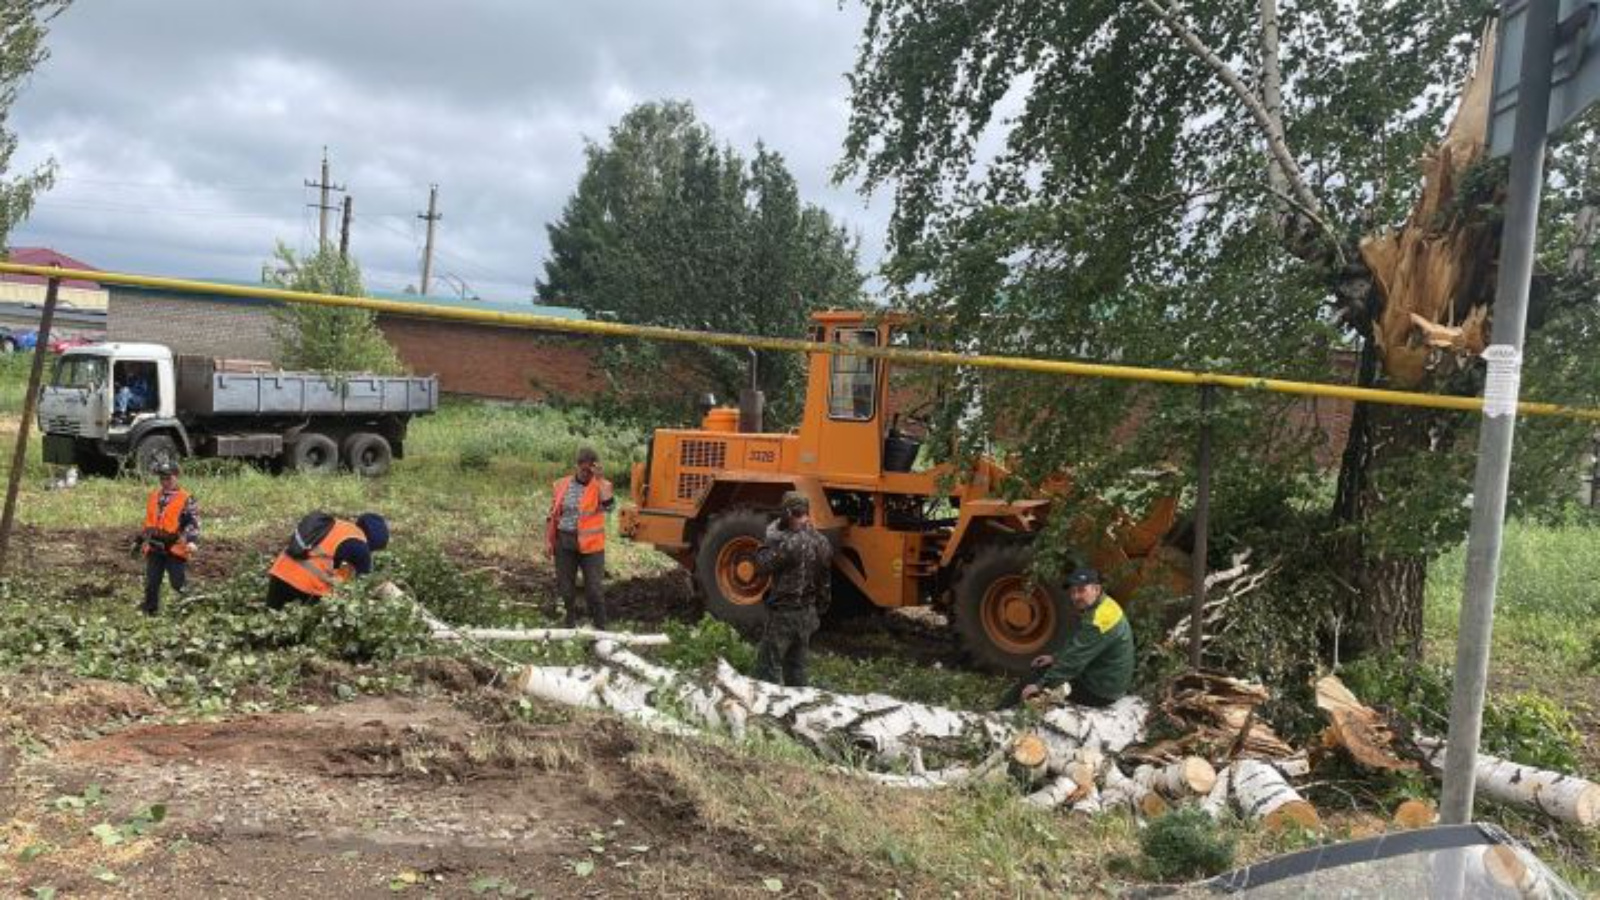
[174,356,438,416]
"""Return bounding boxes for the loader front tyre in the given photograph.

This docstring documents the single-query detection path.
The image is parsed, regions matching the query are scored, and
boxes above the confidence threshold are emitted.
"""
[287,433,339,475]
[952,544,1072,675]
[342,432,392,477]
[695,509,772,633]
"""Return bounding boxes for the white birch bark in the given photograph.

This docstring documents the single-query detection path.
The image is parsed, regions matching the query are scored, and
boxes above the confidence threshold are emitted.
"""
[1418,737,1600,827]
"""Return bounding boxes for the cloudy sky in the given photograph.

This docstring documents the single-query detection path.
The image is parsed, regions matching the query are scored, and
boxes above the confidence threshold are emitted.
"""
[9,1,884,303]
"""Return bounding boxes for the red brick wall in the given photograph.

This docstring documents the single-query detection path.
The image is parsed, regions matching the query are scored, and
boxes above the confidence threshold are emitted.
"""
[378,316,601,400]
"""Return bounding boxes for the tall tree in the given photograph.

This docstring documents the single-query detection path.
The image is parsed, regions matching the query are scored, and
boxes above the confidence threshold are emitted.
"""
[0,1,69,248]
[839,1,1600,662]
[539,101,863,423]
[267,242,404,375]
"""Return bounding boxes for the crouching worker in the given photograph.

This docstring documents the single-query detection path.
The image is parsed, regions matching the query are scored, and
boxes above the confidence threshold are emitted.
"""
[138,461,199,616]
[751,492,832,688]
[998,567,1134,710]
[265,511,389,609]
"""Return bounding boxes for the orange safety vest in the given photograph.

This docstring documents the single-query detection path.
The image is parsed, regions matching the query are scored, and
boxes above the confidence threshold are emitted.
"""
[546,475,606,554]
[267,519,367,598]
[144,488,192,560]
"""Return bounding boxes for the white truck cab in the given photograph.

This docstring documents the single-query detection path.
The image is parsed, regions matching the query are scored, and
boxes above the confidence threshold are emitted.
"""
[40,343,176,443]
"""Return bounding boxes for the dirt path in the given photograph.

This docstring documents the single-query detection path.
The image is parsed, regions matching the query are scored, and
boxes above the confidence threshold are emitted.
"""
[1,678,890,898]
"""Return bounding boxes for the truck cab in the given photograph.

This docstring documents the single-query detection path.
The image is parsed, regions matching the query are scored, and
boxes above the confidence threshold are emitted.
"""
[40,343,178,474]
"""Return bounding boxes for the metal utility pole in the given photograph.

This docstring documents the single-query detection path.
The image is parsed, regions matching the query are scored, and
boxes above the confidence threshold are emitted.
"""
[418,184,441,296]
[304,146,346,251]
[339,195,354,259]
[1439,0,1557,826]
[0,277,61,577]
[1188,384,1216,669]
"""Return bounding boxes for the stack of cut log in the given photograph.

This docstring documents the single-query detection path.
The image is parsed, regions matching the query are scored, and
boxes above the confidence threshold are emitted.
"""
[425,604,1599,834]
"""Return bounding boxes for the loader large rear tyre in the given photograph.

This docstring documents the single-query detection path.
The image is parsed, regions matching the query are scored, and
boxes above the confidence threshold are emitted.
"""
[952,543,1072,674]
[695,509,772,633]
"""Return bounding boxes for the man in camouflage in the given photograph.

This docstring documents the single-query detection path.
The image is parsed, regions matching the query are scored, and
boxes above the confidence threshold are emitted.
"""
[752,491,832,687]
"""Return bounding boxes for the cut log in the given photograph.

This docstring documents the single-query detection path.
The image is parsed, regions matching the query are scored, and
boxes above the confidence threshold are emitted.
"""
[1206,760,1321,831]
[432,623,670,646]
[1391,798,1437,830]
[1102,765,1170,818]
[1070,785,1103,816]
[1009,733,1051,785]
[1315,675,1415,772]
[1133,757,1217,799]
[1417,737,1600,827]
[1478,845,1554,900]
[1024,774,1082,810]
[1036,697,1149,757]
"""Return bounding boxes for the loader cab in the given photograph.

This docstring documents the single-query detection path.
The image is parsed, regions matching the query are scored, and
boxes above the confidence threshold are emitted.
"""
[797,310,908,482]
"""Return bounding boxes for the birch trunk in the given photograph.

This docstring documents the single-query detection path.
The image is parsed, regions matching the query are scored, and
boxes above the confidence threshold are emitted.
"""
[1102,765,1170,818]
[1203,760,1320,830]
[1133,757,1217,799]
[432,624,670,646]
[1417,737,1600,827]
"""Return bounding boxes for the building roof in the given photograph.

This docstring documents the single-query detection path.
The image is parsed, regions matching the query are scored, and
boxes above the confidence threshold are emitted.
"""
[2,247,103,290]
[111,277,586,321]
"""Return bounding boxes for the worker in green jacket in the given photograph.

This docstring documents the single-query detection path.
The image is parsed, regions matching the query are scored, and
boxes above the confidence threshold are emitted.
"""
[998,567,1135,709]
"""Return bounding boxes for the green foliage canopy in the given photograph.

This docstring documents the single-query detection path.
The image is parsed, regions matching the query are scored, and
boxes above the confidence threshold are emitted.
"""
[0,1,69,248]
[538,101,863,423]
[267,242,405,375]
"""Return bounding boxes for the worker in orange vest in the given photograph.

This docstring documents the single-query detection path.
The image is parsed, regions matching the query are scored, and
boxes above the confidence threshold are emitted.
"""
[265,512,390,609]
[546,446,614,628]
[139,462,199,616]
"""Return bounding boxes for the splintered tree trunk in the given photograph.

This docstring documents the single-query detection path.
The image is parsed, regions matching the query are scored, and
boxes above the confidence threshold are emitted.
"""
[1330,32,1500,660]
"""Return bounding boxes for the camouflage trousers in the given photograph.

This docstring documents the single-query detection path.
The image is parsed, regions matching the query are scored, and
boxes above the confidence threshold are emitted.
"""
[752,606,819,688]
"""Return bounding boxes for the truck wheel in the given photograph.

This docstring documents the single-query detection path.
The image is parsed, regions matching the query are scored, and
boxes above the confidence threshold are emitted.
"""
[342,432,392,477]
[287,433,339,475]
[694,509,772,633]
[132,434,181,476]
[952,544,1071,674]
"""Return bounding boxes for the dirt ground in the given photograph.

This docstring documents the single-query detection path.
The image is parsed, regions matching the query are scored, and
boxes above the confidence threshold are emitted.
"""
[0,669,897,899]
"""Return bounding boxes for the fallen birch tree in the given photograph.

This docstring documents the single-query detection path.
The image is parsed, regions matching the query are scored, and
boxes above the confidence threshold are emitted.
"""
[1416,737,1600,828]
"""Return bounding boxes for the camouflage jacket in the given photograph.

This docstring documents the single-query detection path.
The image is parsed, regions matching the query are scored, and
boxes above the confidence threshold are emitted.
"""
[754,520,832,613]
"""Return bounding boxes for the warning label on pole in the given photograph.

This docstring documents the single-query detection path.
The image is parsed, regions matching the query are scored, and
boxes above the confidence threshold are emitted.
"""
[1482,344,1523,418]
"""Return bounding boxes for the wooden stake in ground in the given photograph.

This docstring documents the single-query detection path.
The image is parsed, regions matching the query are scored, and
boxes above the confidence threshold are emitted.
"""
[0,276,60,577]
[1417,737,1600,827]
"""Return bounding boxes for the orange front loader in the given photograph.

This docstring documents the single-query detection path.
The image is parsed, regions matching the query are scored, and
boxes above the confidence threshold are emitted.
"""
[621,310,1188,673]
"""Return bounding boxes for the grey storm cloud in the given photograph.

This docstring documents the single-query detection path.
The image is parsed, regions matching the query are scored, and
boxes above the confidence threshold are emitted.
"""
[10,0,883,302]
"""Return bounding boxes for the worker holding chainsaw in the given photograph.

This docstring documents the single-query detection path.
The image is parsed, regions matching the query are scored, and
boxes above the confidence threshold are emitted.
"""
[998,567,1135,710]
[751,492,833,687]
[134,461,199,616]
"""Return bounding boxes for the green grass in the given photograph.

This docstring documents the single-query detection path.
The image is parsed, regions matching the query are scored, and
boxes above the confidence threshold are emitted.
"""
[1423,517,1600,676]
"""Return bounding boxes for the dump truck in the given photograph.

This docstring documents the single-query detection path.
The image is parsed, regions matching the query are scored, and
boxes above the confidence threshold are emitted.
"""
[38,342,437,476]
[621,310,1188,673]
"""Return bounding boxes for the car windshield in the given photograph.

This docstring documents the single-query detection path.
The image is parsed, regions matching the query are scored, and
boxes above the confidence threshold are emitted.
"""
[52,355,107,389]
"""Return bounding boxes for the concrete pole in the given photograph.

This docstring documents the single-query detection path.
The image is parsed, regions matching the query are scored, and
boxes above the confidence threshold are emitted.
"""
[340,195,353,259]
[419,184,441,295]
[0,277,62,577]
[318,148,332,250]
[1439,0,1557,825]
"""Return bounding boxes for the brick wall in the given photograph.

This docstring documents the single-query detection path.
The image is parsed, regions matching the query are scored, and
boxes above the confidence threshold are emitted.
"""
[378,316,603,400]
[108,289,280,362]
